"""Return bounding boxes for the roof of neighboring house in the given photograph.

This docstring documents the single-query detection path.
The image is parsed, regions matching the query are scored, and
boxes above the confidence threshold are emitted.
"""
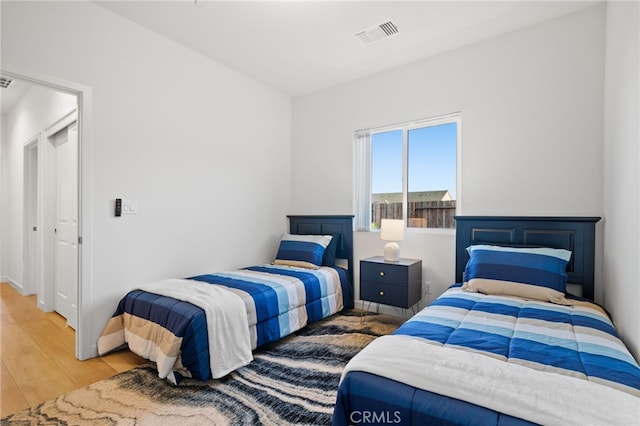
[372,190,452,203]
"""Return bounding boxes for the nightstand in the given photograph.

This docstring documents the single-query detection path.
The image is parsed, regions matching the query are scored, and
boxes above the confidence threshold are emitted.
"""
[360,256,422,315]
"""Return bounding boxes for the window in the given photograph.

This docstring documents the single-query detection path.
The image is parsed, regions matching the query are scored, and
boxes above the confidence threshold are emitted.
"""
[355,113,460,231]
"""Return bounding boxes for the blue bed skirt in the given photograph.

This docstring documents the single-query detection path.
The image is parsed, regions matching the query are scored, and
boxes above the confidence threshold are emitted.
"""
[333,371,536,426]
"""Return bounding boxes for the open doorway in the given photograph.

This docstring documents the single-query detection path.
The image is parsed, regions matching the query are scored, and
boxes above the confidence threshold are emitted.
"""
[23,137,40,298]
[3,69,93,359]
[23,109,79,331]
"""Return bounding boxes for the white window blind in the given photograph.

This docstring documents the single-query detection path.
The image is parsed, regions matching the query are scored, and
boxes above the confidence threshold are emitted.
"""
[353,130,371,231]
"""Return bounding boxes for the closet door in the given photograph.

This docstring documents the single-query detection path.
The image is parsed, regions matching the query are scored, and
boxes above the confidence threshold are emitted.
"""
[53,122,78,330]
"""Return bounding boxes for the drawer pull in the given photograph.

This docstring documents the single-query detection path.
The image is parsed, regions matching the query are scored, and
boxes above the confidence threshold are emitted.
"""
[379,271,385,277]
[379,291,385,296]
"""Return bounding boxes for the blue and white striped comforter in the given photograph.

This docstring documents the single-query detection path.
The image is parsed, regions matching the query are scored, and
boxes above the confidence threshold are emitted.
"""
[340,286,640,425]
[98,264,348,382]
[190,265,345,349]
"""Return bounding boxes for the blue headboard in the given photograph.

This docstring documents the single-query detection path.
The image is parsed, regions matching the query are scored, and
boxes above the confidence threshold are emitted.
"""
[454,216,600,300]
[287,214,354,297]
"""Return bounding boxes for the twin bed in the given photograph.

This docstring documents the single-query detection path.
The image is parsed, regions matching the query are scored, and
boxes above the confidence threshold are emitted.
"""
[333,216,640,425]
[98,214,639,424]
[98,215,354,383]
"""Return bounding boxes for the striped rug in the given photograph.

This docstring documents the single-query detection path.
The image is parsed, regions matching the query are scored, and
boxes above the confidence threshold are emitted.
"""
[1,310,403,425]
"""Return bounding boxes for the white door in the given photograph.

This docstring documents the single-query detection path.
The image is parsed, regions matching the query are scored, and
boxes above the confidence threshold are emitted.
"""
[24,141,40,296]
[53,122,78,329]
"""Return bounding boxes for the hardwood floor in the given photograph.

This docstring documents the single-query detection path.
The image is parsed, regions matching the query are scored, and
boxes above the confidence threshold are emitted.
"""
[0,282,145,417]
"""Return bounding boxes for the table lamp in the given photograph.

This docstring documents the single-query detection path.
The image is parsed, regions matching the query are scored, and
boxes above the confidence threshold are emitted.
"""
[380,219,404,262]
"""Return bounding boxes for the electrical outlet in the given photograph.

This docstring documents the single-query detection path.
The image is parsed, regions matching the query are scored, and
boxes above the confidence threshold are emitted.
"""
[424,281,432,295]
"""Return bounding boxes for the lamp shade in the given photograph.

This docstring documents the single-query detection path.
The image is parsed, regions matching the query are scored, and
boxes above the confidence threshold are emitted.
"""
[380,219,404,242]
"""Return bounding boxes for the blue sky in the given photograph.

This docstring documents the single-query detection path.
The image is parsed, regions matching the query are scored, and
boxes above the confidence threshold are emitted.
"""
[371,122,457,198]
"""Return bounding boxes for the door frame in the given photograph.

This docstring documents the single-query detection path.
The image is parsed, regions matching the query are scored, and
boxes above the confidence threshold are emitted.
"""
[3,68,94,360]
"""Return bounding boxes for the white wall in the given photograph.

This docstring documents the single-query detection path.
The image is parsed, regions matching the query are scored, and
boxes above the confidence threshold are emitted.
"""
[0,114,6,282]
[292,6,606,315]
[1,1,292,358]
[1,85,77,291]
[603,1,640,358]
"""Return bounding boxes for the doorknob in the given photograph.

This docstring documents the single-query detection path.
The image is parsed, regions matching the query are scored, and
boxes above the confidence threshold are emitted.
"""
[33,226,37,231]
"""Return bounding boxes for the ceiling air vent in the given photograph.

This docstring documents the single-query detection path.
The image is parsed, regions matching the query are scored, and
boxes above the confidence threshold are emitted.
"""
[0,76,14,89]
[355,20,400,45]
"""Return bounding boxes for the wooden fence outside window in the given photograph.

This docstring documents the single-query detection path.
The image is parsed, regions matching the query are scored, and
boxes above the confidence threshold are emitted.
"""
[372,200,456,229]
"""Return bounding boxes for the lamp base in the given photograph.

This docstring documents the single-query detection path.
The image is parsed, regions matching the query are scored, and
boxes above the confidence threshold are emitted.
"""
[383,242,400,262]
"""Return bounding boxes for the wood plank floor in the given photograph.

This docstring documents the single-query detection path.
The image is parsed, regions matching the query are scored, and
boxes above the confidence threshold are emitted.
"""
[0,282,146,417]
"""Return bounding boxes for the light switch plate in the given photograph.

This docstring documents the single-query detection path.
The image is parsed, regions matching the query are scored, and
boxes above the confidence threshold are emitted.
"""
[122,199,138,214]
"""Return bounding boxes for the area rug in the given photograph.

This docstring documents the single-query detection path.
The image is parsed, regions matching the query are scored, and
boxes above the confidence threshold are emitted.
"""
[1,310,403,426]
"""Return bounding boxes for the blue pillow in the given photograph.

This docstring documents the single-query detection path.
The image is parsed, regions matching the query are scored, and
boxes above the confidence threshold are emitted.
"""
[462,245,572,304]
[274,234,333,269]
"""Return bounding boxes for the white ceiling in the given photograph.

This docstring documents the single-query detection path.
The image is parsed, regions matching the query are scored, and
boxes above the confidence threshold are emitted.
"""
[94,0,600,97]
[2,1,600,114]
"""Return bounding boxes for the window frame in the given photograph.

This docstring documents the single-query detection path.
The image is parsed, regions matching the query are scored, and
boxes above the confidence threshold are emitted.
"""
[359,112,461,233]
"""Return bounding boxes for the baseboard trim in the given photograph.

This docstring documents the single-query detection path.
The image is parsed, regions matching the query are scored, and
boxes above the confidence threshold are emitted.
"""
[6,277,25,295]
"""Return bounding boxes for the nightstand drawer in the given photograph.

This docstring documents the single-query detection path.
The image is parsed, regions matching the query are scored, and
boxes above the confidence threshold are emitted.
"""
[360,262,407,286]
[360,281,407,307]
